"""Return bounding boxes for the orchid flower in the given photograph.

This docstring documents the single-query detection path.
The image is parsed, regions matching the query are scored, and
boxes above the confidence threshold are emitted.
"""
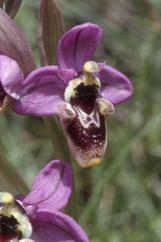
[1,23,133,167]
[0,160,89,242]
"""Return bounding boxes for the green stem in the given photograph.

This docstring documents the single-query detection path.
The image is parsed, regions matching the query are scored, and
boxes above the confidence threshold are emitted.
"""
[43,116,73,161]
[43,116,63,159]
[0,155,29,195]
[66,168,78,220]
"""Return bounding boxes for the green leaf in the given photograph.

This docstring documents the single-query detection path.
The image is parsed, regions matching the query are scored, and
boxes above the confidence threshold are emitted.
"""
[0,156,29,195]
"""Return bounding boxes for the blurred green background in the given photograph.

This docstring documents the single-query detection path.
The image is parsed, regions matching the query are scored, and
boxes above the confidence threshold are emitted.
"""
[1,0,161,241]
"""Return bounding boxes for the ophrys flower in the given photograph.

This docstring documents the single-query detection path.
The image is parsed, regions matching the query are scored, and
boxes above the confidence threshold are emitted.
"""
[1,23,133,167]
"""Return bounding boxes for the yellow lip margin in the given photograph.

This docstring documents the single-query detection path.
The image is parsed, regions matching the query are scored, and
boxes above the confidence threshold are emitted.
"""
[86,158,102,167]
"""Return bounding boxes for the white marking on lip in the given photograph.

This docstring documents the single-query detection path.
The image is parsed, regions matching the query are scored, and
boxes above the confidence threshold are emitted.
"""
[75,106,100,129]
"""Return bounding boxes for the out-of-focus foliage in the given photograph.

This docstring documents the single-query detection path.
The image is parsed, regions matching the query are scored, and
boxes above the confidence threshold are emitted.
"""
[0,0,161,241]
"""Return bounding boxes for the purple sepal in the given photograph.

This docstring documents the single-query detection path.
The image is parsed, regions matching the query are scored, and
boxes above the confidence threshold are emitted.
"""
[31,210,89,242]
[57,22,102,72]
[23,160,73,211]
[11,66,76,116]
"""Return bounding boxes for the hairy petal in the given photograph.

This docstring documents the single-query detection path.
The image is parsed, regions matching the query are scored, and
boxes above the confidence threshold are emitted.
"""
[23,160,73,212]
[58,22,102,72]
[31,211,89,242]
[0,55,23,99]
[11,66,76,116]
[98,63,133,104]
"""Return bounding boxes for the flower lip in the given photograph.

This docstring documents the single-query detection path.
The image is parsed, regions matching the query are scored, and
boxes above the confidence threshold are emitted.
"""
[60,61,111,167]
[60,80,108,167]
[62,111,107,167]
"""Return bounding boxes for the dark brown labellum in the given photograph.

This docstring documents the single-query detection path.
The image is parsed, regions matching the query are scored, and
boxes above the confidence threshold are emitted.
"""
[60,82,107,167]
[65,111,106,167]
[0,214,22,241]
